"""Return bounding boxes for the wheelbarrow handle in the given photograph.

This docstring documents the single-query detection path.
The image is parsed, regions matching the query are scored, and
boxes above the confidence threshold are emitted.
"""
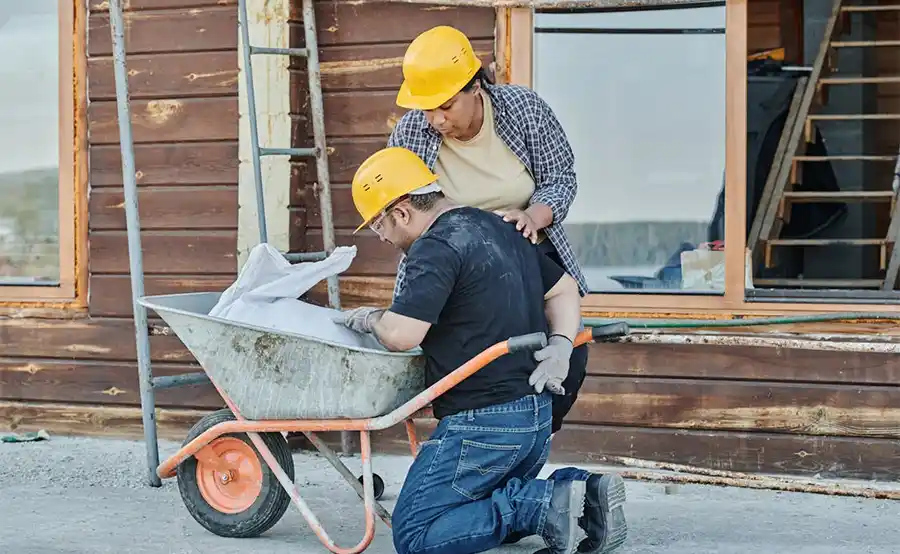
[573,322,630,348]
[591,322,630,342]
[507,332,548,353]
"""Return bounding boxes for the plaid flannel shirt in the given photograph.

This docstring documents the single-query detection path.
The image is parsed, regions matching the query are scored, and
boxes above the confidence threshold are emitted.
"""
[386,82,589,298]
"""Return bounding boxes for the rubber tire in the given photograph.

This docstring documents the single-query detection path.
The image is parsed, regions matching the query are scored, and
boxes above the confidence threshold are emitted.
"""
[357,472,385,501]
[176,409,295,538]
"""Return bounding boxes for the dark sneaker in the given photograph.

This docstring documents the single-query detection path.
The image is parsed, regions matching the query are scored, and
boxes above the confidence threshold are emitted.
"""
[540,479,586,553]
[577,473,627,553]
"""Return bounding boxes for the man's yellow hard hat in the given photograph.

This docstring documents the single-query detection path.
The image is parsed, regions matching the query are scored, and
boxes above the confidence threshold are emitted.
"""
[396,26,482,111]
[351,147,439,232]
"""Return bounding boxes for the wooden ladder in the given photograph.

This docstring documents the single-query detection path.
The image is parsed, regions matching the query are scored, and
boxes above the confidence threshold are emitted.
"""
[748,0,900,291]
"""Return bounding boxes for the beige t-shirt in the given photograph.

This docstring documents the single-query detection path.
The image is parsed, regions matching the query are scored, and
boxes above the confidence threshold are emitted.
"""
[433,91,545,242]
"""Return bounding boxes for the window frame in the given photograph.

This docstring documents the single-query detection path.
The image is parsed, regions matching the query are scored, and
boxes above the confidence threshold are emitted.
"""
[0,0,88,307]
[503,0,900,317]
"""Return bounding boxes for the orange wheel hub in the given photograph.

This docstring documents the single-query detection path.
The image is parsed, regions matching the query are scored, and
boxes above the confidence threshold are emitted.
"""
[195,437,264,514]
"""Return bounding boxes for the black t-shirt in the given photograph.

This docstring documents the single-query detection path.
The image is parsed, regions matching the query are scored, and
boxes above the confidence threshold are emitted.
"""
[390,207,566,419]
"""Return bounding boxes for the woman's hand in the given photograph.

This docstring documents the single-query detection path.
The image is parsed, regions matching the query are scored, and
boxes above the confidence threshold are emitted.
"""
[495,204,553,245]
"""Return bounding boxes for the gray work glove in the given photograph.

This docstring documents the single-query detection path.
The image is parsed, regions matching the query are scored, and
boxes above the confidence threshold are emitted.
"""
[529,335,573,395]
[331,307,385,334]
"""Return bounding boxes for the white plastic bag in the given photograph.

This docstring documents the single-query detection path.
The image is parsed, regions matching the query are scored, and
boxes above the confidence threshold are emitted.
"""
[210,243,384,350]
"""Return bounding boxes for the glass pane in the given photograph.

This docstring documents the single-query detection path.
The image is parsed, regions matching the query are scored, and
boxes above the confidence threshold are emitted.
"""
[744,5,900,300]
[533,7,726,294]
[0,1,60,286]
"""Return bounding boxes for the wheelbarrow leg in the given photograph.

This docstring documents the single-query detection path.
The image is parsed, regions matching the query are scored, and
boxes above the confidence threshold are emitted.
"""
[248,430,377,554]
[303,431,392,527]
[404,419,419,457]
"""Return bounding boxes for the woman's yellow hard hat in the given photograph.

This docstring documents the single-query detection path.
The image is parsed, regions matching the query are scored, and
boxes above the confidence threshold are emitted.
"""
[351,147,439,232]
[396,26,482,111]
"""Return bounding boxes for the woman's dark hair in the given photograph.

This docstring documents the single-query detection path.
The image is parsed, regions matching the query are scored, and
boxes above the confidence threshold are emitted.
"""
[461,67,493,92]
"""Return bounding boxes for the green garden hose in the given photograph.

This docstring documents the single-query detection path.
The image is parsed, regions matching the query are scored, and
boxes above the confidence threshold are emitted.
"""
[583,311,900,330]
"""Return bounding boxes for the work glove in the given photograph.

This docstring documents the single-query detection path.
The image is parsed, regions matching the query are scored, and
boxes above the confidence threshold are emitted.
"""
[528,335,573,395]
[332,307,384,334]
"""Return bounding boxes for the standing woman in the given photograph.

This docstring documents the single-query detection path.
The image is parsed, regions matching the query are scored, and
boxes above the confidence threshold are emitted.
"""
[387,26,589,439]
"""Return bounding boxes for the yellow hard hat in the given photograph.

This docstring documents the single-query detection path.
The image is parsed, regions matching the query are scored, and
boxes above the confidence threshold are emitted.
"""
[351,147,439,232]
[396,26,482,111]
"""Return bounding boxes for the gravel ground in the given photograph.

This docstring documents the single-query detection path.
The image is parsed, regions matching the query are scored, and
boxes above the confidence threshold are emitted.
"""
[1,436,900,554]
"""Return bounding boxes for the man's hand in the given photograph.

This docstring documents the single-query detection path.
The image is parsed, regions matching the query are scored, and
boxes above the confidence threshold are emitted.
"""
[528,335,573,395]
[495,209,541,244]
[331,307,385,334]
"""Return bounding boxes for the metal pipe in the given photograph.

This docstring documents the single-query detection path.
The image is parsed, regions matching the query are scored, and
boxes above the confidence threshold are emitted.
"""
[302,0,339,311]
[238,0,268,244]
[152,372,211,390]
[301,0,349,454]
[302,431,393,526]
[108,0,161,488]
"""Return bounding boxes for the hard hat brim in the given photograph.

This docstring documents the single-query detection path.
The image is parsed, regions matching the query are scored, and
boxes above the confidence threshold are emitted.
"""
[352,175,441,234]
[396,79,459,111]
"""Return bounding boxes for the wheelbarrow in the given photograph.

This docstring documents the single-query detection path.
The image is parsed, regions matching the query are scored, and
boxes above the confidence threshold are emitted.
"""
[139,291,630,554]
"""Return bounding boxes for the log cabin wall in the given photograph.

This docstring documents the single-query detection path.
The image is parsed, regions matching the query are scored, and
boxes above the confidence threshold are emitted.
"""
[0,0,237,434]
[3,0,900,482]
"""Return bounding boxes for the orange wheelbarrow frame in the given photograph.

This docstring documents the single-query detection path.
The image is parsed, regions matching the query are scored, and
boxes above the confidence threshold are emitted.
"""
[158,324,629,554]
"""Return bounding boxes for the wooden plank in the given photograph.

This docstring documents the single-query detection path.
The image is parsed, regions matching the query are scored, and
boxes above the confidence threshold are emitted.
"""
[89,275,235,317]
[547,425,900,481]
[292,137,383,192]
[290,3,496,46]
[0,401,207,442]
[296,230,401,275]
[585,342,900,386]
[294,91,402,138]
[88,52,238,100]
[90,142,239,187]
[783,191,895,202]
[88,7,238,56]
[90,231,237,275]
[293,40,495,92]
[89,0,236,11]
[292,185,359,229]
[568,377,900,439]
[0,359,222,409]
[754,278,883,288]
[89,186,238,230]
[367,421,900,480]
[0,318,192,362]
[303,275,396,308]
[89,97,238,144]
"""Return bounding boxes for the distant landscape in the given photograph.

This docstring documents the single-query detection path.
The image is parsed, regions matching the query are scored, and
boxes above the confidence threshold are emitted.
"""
[564,221,709,268]
[0,167,59,283]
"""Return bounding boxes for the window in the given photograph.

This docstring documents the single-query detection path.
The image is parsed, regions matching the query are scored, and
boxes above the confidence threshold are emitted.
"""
[743,2,900,303]
[533,5,727,295]
[0,1,83,303]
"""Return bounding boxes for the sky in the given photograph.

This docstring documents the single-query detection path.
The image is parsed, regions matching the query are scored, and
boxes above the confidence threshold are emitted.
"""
[533,6,727,224]
[0,1,59,175]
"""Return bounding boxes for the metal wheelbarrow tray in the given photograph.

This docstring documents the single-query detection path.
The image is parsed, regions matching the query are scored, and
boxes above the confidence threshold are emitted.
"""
[139,291,630,553]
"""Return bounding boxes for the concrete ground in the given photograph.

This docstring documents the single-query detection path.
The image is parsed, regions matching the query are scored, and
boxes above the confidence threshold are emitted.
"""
[1,436,899,554]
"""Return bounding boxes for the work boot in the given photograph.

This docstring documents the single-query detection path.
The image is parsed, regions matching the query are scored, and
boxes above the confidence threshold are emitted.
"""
[537,479,586,553]
[577,473,628,553]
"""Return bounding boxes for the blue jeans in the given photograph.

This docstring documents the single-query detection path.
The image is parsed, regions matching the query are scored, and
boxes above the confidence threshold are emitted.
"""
[392,393,590,554]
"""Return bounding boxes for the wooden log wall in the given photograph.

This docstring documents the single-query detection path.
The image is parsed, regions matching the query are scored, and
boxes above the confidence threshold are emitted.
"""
[3,0,900,482]
[0,0,237,419]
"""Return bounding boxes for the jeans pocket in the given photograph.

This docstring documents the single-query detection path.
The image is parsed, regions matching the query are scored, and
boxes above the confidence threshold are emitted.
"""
[451,439,522,500]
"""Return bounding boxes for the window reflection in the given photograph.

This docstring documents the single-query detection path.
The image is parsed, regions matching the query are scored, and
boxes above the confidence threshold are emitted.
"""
[0,1,60,285]
[533,6,726,294]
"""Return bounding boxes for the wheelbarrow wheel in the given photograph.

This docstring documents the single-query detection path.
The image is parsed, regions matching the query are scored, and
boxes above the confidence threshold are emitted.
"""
[177,408,295,538]
[357,472,385,501]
